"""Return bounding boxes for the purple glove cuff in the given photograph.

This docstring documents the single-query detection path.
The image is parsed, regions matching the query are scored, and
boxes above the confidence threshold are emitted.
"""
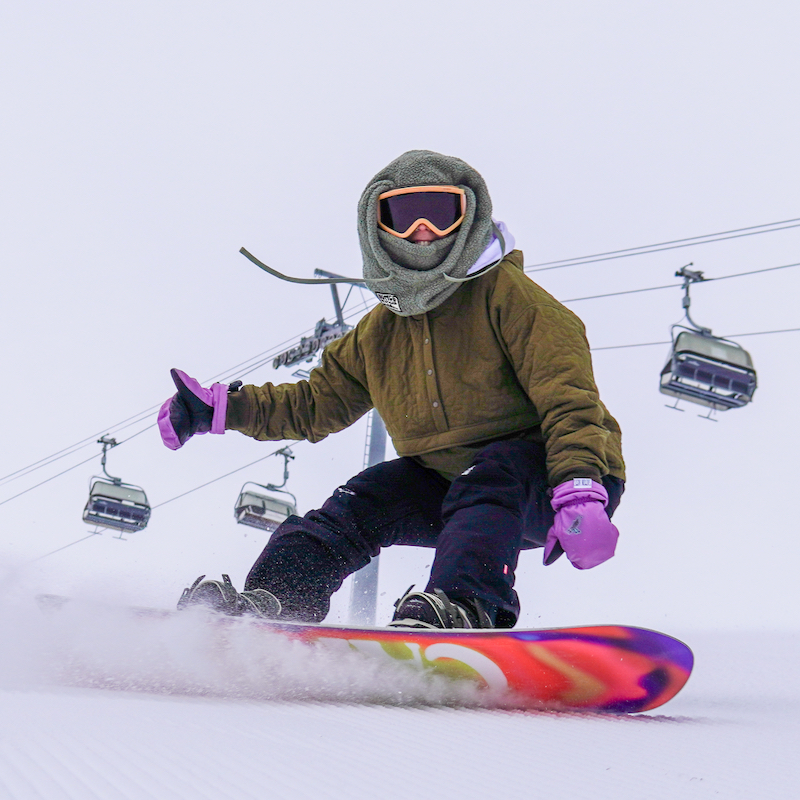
[550,478,608,510]
[545,478,618,570]
[209,382,228,435]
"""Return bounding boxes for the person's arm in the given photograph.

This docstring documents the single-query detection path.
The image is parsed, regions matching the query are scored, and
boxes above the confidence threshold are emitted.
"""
[159,328,373,450]
[501,293,621,570]
[226,329,373,442]
[503,300,611,485]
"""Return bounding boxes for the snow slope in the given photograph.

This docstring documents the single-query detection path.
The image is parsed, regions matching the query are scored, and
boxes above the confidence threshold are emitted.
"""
[1,598,798,799]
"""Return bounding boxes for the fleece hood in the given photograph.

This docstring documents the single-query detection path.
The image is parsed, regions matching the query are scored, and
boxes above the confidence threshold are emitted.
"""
[358,150,499,316]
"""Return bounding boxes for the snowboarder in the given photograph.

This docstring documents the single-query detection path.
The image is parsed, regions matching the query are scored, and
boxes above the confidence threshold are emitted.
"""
[159,150,625,629]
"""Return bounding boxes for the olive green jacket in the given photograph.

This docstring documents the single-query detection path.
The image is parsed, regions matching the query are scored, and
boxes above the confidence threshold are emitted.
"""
[227,250,625,486]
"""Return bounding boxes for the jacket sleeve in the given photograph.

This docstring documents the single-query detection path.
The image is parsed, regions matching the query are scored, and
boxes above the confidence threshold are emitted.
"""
[501,299,620,486]
[225,328,374,442]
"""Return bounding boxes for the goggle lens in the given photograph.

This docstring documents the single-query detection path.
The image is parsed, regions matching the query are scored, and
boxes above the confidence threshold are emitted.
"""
[378,188,465,237]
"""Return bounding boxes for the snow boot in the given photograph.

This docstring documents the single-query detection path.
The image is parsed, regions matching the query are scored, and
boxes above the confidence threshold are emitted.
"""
[389,587,494,630]
[177,574,282,619]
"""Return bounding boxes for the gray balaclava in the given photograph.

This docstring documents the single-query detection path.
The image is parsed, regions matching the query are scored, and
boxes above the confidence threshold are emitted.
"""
[358,150,495,316]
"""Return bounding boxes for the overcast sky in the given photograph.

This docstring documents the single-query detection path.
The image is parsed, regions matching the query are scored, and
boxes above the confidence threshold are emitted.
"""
[1,1,799,632]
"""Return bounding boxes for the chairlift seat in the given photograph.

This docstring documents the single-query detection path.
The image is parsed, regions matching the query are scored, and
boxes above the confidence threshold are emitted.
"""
[83,479,151,533]
[660,331,757,411]
[234,489,296,533]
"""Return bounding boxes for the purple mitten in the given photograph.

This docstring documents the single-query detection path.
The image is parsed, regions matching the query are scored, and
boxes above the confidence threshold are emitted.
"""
[158,369,230,450]
[543,478,619,569]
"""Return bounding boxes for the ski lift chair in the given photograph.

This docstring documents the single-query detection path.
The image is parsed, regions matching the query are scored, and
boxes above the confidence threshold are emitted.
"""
[83,478,151,533]
[234,483,297,533]
[660,330,757,411]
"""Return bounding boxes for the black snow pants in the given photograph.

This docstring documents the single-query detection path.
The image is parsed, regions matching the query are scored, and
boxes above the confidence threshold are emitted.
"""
[245,439,623,627]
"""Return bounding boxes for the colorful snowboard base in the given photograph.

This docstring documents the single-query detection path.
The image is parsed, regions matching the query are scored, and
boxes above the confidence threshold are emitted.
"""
[37,595,693,713]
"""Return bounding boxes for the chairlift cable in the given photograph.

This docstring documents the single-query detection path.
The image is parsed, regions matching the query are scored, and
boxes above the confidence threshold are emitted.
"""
[0,423,156,508]
[527,223,800,273]
[704,261,800,283]
[202,326,324,384]
[591,326,800,352]
[201,288,376,385]
[562,283,681,303]
[41,325,800,554]
[0,405,162,488]
[151,443,299,510]
[3,251,799,488]
[721,326,800,339]
[93,323,800,509]
[524,217,800,273]
[592,339,673,351]
[32,532,101,562]
[0,333,309,488]
[529,216,800,268]
[7,317,800,514]
[0,451,101,508]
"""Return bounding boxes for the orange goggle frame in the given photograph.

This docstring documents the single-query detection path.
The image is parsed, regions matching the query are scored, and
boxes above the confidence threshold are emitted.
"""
[377,185,466,239]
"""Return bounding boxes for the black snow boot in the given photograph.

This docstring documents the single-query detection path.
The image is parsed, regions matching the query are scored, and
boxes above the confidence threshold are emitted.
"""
[389,587,495,630]
[177,574,282,619]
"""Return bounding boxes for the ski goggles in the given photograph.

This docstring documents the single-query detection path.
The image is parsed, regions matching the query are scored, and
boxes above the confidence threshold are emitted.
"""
[377,185,466,239]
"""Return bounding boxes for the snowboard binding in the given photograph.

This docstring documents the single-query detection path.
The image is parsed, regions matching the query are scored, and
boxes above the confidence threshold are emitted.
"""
[389,587,494,630]
[177,574,282,619]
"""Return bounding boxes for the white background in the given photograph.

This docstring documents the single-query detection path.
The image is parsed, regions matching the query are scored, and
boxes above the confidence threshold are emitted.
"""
[1,0,799,635]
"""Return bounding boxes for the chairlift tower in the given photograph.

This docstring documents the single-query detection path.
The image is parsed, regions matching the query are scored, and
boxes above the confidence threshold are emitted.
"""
[349,409,387,626]
[269,269,387,625]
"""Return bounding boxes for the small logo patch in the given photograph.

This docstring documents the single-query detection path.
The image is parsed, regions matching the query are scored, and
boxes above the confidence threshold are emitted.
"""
[376,292,402,313]
[573,478,593,489]
[566,514,583,535]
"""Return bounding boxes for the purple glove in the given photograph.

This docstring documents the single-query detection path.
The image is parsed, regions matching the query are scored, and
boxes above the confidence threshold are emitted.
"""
[543,478,619,569]
[158,369,232,450]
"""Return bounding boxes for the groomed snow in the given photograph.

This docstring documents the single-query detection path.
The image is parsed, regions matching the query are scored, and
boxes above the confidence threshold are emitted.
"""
[1,597,798,799]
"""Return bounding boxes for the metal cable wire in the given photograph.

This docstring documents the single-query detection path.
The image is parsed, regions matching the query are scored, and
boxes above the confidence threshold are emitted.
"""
[0,451,102,507]
[592,326,800,351]
[0,423,157,508]
[27,321,800,560]
[32,532,103,562]
[524,217,800,272]
[151,443,300,510]
[0,405,162,488]
[4,251,800,490]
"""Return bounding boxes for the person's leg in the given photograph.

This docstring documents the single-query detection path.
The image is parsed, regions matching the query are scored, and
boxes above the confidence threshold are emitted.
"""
[245,457,449,621]
[426,440,551,628]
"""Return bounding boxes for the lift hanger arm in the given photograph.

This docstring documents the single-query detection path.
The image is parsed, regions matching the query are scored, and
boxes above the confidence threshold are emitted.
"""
[240,248,387,285]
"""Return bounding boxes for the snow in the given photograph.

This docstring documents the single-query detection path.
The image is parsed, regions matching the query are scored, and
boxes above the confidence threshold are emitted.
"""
[1,598,799,799]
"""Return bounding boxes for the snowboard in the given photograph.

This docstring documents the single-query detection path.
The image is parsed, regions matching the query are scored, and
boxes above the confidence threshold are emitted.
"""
[37,595,693,713]
[248,619,692,713]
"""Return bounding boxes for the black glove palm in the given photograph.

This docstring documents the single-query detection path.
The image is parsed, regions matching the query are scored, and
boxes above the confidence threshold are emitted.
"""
[169,368,214,447]
[158,369,240,450]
